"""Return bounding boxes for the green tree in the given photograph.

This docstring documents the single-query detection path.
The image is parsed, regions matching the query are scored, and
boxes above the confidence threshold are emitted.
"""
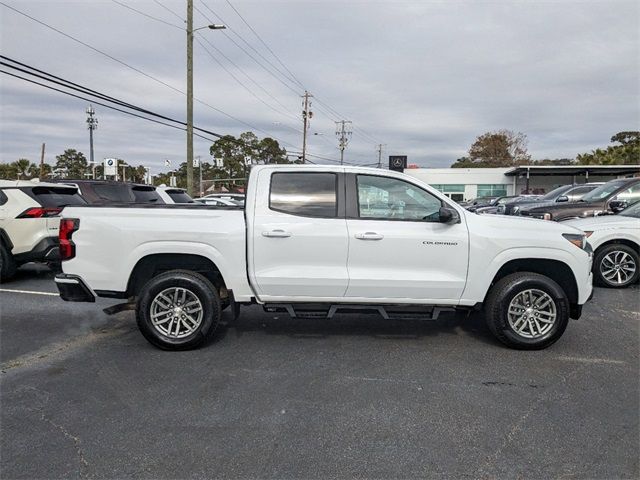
[453,130,530,168]
[0,162,18,180]
[55,149,88,178]
[12,159,36,179]
[577,131,640,165]
[209,131,290,180]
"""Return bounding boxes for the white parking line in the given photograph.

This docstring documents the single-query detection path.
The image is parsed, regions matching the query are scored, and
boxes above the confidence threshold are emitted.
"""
[0,288,59,296]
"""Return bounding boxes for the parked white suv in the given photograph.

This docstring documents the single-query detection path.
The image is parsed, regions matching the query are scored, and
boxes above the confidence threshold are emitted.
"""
[155,186,193,204]
[0,180,85,281]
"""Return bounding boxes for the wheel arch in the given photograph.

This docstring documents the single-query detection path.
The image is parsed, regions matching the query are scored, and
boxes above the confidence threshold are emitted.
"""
[488,258,578,305]
[127,253,229,301]
[594,238,640,255]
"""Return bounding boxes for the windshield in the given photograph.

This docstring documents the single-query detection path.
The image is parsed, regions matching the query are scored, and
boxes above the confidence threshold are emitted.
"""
[620,201,640,218]
[580,181,626,202]
[540,185,570,201]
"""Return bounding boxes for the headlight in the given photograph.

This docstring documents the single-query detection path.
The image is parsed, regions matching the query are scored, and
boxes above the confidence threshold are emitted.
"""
[543,213,552,220]
[512,206,520,214]
[562,233,586,249]
[584,231,594,238]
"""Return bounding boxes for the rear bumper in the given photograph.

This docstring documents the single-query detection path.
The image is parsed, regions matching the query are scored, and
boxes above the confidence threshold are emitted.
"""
[14,237,60,264]
[55,274,96,302]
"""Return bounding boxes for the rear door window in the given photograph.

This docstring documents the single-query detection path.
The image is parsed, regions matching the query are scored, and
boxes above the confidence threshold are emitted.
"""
[27,186,87,207]
[270,172,337,217]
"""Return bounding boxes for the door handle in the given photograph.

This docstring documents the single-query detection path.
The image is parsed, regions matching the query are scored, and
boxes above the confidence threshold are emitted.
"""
[262,229,292,238]
[354,232,384,240]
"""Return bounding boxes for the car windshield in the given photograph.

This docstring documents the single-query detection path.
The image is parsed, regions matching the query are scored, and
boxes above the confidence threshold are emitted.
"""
[620,201,640,218]
[539,185,570,201]
[580,181,626,202]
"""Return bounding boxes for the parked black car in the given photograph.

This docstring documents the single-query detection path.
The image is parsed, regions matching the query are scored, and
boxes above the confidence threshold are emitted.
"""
[49,180,165,205]
[464,196,499,212]
[520,178,640,221]
[475,195,540,214]
[501,183,602,215]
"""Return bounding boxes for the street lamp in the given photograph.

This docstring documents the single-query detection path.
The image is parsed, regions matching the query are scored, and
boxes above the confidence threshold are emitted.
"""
[186,0,226,197]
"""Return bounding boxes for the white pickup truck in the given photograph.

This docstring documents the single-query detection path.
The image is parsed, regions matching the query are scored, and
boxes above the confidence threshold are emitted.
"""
[55,165,593,350]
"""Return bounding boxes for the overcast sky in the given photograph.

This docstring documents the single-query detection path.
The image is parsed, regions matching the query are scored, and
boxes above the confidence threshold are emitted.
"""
[1,0,638,174]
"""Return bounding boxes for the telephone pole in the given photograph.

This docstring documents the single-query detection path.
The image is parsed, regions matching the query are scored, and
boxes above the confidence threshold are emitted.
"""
[39,142,46,179]
[186,5,225,196]
[335,120,352,164]
[301,91,313,163]
[376,143,386,168]
[86,105,98,172]
[186,0,194,197]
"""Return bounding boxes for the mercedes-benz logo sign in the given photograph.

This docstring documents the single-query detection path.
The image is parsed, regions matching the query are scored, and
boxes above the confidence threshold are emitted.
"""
[393,159,402,167]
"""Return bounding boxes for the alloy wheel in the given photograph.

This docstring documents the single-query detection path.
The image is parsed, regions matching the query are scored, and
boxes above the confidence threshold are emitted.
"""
[600,251,637,286]
[507,289,557,339]
[149,287,203,338]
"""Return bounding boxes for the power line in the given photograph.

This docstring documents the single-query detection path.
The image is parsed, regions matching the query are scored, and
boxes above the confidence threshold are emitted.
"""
[198,1,301,95]
[0,70,218,144]
[0,1,292,145]
[195,35,299,122]
[152,0,185,23]
[224,0,305,89]
[0,57,316,162]
[110,0,183,30]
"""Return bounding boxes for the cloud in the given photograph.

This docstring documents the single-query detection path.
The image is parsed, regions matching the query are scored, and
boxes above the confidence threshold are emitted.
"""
[0,0,638,171]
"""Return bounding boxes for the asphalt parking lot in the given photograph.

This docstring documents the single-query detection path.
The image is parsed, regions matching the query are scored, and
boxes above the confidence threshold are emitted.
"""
[1,264,638,479]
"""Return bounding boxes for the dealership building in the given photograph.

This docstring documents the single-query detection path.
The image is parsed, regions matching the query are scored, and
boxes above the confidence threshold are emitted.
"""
[403,165,640,202]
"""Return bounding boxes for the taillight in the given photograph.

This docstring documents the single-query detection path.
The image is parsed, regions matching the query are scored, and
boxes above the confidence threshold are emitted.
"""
[16,207,63,218]
[59,218,80,261]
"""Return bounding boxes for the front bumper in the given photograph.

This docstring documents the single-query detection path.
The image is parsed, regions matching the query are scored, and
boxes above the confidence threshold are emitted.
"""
[55,274,96,302]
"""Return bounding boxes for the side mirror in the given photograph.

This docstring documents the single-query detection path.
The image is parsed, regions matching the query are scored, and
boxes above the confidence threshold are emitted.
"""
[609,200,628,213]
[556,195,569,203]
[439,206,459,224]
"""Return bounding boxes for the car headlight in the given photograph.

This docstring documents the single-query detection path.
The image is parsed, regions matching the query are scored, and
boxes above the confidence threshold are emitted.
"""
[512,206,520,214]
[543,213,552,220]
[584,231,594,238]
[562,233,587,250]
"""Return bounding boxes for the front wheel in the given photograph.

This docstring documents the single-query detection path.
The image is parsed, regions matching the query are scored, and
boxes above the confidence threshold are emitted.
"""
[484,272,570,350]
[593,244,639,288]
[136,270,222,350]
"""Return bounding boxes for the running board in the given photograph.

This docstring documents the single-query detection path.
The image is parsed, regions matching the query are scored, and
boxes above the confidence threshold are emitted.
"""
[263,303,455,321]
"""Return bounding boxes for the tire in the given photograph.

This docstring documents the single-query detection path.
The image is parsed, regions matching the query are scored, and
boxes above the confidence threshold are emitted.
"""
[0,242,17,283]
[484,272,570,350]
[136,270,222,350]
[593,244,639,289]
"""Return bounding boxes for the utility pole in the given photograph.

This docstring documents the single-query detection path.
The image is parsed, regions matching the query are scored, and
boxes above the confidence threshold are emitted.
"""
[335,120,352,164]
[186,0,195,197]
[376,143,386,168]
[86,105,98,175]
[301,91,313,163]
[39,142,45,179]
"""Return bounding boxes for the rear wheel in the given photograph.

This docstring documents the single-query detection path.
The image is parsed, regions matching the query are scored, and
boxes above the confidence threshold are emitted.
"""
[485,272,570,350]
[0,243,17,283]
[136,270,222,350]
[593,244,639,288]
